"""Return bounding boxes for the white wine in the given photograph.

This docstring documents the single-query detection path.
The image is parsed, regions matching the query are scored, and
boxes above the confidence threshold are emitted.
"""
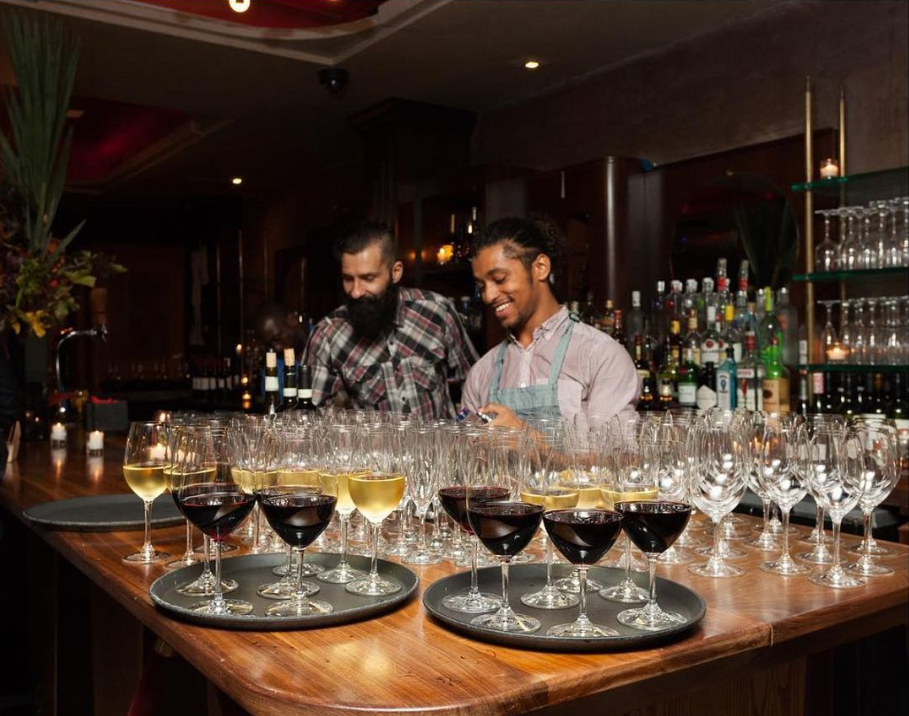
[328,469,370,515]
[164,467,217,492]
[600,486,659,510]
[348,472,405,524]
[520,486,580,511]
[123,464,166,502]
[575,486,603,509]
[276,468,323,487]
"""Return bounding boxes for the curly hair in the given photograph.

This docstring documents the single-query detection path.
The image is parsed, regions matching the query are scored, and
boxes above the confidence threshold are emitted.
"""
[471,216,565,292]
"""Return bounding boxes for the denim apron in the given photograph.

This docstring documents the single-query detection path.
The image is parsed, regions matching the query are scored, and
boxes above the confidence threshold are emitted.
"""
[486,314,578,423]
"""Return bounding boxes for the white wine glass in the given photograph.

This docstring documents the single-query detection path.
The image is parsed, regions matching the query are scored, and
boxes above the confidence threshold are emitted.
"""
[122,421,171,564]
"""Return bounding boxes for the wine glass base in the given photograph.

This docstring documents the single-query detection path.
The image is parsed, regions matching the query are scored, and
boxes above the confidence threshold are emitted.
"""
[599,581,648,604]
[122,549,170,564]
[553,573,604,594]
[845,560,894,577]
[744,532,780,551]
[617,606,687,632]
[766,522,799,537]
[442,591,502,614]
[194,542,238,554]
[520,585,579,609]
[189,598,253,616]
[809,568,866,589]
[547,619,617,638]
[796,546,834,565]
[510,552,535,565]
[345,576,402,596]
[471,610,540,633]
[846,542,895,558]
[657,547,694,565]
[695,543,747,560]
[402,549,443,566]
[457,551,497,569]
[265,598,333,617]
[164,553,201,570]
[257,579,319,600]
[760,558,811,576]
[176,575,238,596]
[272,562,325,577]
[317,563,367,584]
[688,560,745,578]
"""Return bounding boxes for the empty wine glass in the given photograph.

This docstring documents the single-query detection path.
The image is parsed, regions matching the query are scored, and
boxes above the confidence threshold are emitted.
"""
[796,414,845,565]
[837,207,860,270]
[403,427,443,566]
[742,411,780,551]
[814,209,838,272]
[839,299,854,362]
[817,300,840,363]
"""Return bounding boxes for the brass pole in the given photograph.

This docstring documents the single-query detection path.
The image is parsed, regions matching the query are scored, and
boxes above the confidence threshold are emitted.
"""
[838,83,848,305]
[805,76,816,396]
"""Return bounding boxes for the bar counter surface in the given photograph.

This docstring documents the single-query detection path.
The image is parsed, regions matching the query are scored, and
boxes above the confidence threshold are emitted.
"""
[2,439,907,716]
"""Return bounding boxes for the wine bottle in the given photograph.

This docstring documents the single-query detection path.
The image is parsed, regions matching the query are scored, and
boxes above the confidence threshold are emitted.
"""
[264,350,281,416]
[761,335,789,414]
[887,372,908,471]
[696,361,718,411]
[298,365,317,411]
[279,348,298,412]
[736,332,764,412]
[677,345,699,409]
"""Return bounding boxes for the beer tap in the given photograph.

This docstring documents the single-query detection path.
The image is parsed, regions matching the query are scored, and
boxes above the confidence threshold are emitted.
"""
[54,288,108,413]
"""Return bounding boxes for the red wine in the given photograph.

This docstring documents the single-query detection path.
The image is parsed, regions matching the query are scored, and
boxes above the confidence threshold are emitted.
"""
[467,502,543,557]
[616,501,691,554]
[181,492,255,543]
[260,493,336,548]
[439,486,509,534]
[171,481,220,516]
[543,510,624,565]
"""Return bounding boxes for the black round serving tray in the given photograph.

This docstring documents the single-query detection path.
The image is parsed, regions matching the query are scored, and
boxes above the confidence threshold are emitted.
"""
[150,553,418,630]
[23,493,183,532]
[423,564,705,652]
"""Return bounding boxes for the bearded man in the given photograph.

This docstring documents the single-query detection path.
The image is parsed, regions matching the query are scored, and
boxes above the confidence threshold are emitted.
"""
[304,222,478,419]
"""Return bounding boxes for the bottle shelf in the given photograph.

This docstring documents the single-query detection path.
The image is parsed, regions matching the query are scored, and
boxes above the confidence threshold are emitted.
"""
[799,364,909,374]
[792,266,908,282]
[791,165,908,199]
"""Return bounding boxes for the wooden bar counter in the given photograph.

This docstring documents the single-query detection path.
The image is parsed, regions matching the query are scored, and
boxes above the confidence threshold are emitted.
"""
[2,440,907,716]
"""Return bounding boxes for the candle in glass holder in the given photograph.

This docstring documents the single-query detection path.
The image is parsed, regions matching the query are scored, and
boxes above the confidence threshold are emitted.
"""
[819,158,839,179]
[87,430,104,455]
[50,422,67,447]
[826,343,849,362]
[149,443,167,461]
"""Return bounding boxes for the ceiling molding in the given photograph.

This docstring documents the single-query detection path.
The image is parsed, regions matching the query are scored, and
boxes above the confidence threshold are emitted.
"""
[3,0,451,65]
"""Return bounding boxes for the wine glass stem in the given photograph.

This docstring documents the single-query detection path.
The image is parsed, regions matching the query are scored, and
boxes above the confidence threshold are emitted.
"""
[184,520,193,559]
[418,510,429,553]
[712,517,722,561]
[284,544,293,581]
[294,547,309,605]
[203,535,212,575]
[861,510,873,558]
[339,514,350,566]
[212,541,225,611]
[577,566,589,621]
[141,500,153,555]
[623,533,632,580]
[544,532,554,586]
[761,499,770,534]
[832,518,843,570]
[646,554,658,612]
[781,507,791,561]
[469,537,481,596]
[814,505,824,545]
[252,503,261,551]
[369,523,381,581]
[500,558,511,608]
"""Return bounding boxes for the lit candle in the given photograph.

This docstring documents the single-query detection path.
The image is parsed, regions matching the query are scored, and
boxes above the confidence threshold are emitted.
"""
[437,244,454,266]
[87,430,104,454]
[50,423,67,444]
[149,443,167,461]
[826,344,849,362]
[819,158,839,179]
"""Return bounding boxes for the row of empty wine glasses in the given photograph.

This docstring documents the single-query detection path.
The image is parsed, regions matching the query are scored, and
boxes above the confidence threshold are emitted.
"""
[815,197,909,271]
[817,296,909,365]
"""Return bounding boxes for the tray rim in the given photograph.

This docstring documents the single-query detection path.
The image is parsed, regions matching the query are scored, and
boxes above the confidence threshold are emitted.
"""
[423,564,706,652]
[23,493,185,532]
[149,552,419,631]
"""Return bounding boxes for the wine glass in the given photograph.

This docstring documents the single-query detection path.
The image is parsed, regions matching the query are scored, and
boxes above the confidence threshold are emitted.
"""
[437,428,503,614]
[845,420,900,576]
[808,427,866,589]
[403,426,443,566]
[688,421,748,578]
[817,301,840,362]
[757,419,810,576]
[467,430,544,634]
[122,421,171,564]
[741,411,779,551]
[837,207,860,271]
[616,501,692,631]
[544,509,624,637]
[174,427,257,615]
[519,435,579,610]
[260,480,337,616]
[651,428,694,565]
[346,428,407,596]
[796,415,844,565]
[814,209,838,272]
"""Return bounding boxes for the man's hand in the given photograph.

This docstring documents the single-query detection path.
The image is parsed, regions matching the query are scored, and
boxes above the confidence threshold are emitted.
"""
[478,403,524,430]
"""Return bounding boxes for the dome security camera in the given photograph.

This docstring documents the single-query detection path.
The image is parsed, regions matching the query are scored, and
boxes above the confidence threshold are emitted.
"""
[318,67,349,95]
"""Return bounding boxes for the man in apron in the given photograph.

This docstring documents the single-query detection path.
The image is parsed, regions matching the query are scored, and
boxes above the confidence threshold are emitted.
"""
[461,218,639,428]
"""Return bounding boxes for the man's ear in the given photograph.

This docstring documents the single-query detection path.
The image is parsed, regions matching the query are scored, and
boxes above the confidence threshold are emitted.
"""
[391,260,404,284]
[532,253,551,284]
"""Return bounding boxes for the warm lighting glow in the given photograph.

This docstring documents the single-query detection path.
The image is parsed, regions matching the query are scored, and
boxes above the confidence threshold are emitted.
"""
[524,60,541,70]
[88,457,104,483]
[50,423,67,445]
[819,158,839,179]
[231,176,244,185]
[826,343,848,362]
[228,0,251,13]
[437,244,455,266]
[242,391,252,401]
[86,430,104,454]
[240,375,249,386]
[235,343,243,355]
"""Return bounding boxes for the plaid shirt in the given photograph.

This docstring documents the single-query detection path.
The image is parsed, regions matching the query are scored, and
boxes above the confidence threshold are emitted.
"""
[304,288,478,419]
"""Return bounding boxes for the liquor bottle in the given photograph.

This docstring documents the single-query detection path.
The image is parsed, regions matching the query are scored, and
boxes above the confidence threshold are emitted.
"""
[659,320,682,403]
[755,288,766,323]
[853,373,868,418]
[279,348,299,411]
[742,300,760,342]
[737,332,764,412]
[668,280,684,321]
[716,347,737,411]
[298,364,317,411]
[698,277,715,329]
[723,304,743,362]
[681,279,699,319]
[216,359,227,401]
[683,312,701,368]
[811,372,826,414]
[775,287,799,369]
[600,299,615,335]
[870,374,888,418]
[652,280,667,345]
[796,373,810,418]
[677,344,699,409]
[887,372,909,470]
[758,288,784,365]
[736,259,750,310]
[716,258,732,311]
[761,335,790,414]
[627,291,645,343]
[636,334,655,412]
[700,306,721,366]
[696,361,718,411]
[838,373,857,417]
[612,309,626,348]
[821,373,839,414]
[264,350,282,416]
[580,291,598,326]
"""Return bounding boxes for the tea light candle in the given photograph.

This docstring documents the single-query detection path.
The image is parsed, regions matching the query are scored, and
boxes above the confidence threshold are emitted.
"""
[149,443,167,461]
[50,423,67,446]
[819,158,839,179]
[87,430,104,455]
[826,343,849,362]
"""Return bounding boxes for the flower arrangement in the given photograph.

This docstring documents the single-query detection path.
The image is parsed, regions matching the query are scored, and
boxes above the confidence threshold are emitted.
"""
[0,11,124,339]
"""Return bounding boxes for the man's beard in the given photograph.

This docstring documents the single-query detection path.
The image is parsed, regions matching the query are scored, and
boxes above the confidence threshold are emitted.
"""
[346,283,399,340]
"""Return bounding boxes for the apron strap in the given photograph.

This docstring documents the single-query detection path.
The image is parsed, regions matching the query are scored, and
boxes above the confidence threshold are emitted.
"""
[547,314,577,384]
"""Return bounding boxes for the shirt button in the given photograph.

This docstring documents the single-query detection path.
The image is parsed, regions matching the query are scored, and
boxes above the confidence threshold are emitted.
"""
[520,383,527,388]
[402,396,408,402]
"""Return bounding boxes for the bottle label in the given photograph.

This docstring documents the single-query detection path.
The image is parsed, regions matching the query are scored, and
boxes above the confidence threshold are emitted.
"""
[265,376,279,392]
[678,383,697,406]
[696,385,717,411]
[299,389,314,399]
[637,369,651,381]
[732,342,743,363]
[812,373,825,394]
[763,377,790,413]
[283,388,298,398]
[701,339,719,365]
[716,372,735,410]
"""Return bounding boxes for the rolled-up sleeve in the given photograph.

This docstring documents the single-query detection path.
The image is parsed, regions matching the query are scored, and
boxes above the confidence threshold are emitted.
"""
[304,319,344,407]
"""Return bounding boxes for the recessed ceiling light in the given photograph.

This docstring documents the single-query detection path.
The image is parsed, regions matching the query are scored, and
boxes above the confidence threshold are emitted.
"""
[231,177,243,186]
[524,60,541,70]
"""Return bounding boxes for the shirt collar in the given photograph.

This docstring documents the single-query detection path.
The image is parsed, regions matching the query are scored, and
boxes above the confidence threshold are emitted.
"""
[507,305,569,346]
[393,286,409,328]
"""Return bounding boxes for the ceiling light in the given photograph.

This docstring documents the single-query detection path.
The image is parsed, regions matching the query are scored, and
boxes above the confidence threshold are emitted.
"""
[228,0,251,13]
[231,177,243,186]
[524,60,541,70]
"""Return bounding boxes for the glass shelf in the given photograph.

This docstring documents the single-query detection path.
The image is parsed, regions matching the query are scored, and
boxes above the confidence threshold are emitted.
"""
[792,266,909,282]
[791,165,908,199]
[799,364,909,374]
